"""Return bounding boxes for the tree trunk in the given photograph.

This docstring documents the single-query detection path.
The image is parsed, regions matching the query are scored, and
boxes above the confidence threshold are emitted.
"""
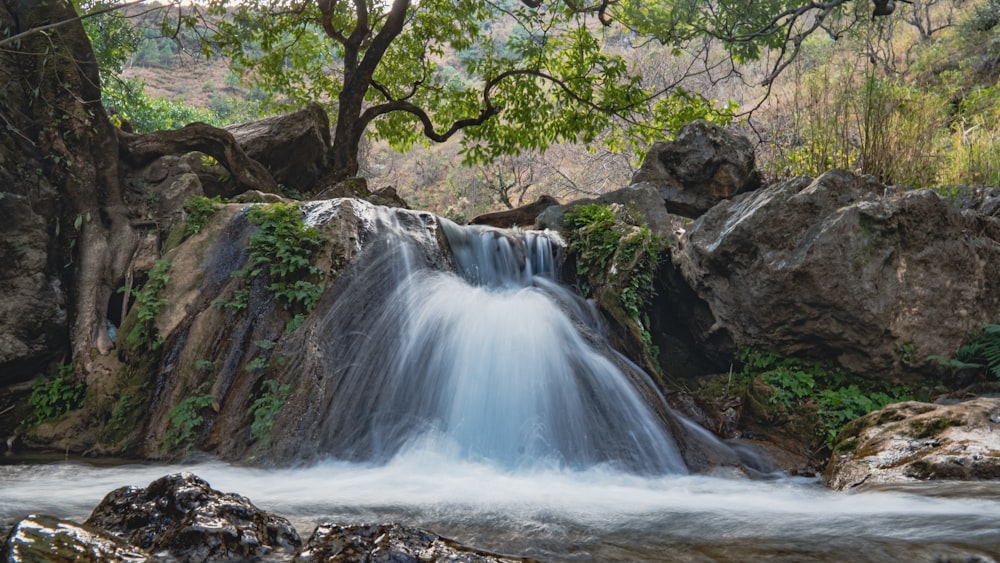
[330,82,366,180]
[7,0,139,377]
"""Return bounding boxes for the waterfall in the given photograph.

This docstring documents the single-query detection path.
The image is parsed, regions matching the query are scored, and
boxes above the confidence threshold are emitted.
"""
[306,203,687,474]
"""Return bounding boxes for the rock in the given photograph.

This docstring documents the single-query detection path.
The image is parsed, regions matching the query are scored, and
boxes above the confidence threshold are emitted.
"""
[84,472,301,561]
[630,120,760,218]
[367,185,410,209]
[536,184,676,236]
[2,514,151,562]
[0,191,65,385]
[226,102,331,195]
[294,522,531,562]
[955,186,1000,218]
[672,169,1000,378]
[824,398,1000,490]
[470,195,560,228]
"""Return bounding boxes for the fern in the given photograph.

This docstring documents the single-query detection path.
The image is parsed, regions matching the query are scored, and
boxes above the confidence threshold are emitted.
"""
[939,324,1000,379]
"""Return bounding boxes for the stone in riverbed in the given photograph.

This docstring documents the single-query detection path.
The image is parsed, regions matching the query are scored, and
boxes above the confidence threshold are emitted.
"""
[84,472,300,562]
[824,397,1000,491]
[294,522,533,562]
[1,514,150,562]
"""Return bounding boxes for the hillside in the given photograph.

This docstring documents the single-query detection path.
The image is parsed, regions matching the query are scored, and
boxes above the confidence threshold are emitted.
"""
[111,0,1000,218]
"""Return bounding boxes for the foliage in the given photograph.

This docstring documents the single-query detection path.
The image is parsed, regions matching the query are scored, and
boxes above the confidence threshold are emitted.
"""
[250,379,291,450]
[25,363,86,426]
[739,349,912,448]
[932,324,1000,379]
[195,0,754,178]
[212,288,249,314]
[564,203,666,359]
[74,0,141,77]
[243,203,327,327]
[763,2,1000,189]
[163,383,215,452]
[120,259,171,350]
[183,195,223,238]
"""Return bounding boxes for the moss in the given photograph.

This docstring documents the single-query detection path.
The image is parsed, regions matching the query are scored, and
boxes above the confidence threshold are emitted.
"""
[905,459,933,479]
[907,416,962,439]
[830,435,860,457]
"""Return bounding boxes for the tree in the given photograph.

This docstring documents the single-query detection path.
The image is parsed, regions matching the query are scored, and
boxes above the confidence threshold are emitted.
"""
[203,0,741,182]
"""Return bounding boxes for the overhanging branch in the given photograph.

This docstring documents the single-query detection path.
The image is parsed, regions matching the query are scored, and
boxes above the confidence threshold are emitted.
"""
[0,0,149,48]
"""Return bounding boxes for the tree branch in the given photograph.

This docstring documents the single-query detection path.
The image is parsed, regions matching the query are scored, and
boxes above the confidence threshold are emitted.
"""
[117,123,278,194]
[0,0,149,48]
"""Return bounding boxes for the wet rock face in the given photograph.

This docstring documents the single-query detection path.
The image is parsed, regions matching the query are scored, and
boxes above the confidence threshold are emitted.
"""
[672,169,1000,378]
[2,514,150,562]
[295,522,530,563]
[824,398,1000,491]
[630,120,760,218]
[84,472,301,561]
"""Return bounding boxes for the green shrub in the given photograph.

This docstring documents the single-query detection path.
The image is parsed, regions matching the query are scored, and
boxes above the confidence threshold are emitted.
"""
[233,203,327,332]
[25,363,85,425]
[739,349,912,447]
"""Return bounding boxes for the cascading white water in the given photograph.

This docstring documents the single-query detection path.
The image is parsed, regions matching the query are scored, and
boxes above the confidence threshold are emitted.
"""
[307,205,686,473]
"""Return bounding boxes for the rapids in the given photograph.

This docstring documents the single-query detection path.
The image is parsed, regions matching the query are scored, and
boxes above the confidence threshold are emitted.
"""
[2,457,1000,561]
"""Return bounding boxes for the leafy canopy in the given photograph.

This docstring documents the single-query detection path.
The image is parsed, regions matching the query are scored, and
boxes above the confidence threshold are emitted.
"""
[201,0,748,167]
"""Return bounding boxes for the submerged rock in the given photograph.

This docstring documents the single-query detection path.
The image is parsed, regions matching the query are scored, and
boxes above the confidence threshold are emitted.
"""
[2,514,150,562]
[84,472,301,561]
[295,522,531,562]
[825,398,1000,490]
[672,169,1000,378]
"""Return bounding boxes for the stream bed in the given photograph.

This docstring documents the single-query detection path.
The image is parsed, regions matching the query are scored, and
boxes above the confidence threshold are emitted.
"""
[3,451,1000,561]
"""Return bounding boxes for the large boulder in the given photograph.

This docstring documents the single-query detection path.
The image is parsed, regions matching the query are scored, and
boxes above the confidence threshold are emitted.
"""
[295,523,529,562]
[84,472,301,561]
[226,102,331,195]
[630,120,760,218]
[671,169,1000,378]
[825,398,1000,490]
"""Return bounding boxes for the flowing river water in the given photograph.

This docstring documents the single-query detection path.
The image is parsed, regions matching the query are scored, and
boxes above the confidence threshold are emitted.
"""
[3,455,1000,561]
[3,207,1000,560]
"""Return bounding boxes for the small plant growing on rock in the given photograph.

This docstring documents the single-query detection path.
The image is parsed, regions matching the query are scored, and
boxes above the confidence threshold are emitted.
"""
[163,382,215,453]
[222,203,327,333]
[250,379,291,450]
[119,259,171,350]
[183,195,223,237]
[24,363,85,426]
[739,349,912,448]
[563,203,666,362]
[932,324,1000,380]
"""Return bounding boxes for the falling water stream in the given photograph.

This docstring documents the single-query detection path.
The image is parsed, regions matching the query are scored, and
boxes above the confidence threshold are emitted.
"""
[3,207,1000,560]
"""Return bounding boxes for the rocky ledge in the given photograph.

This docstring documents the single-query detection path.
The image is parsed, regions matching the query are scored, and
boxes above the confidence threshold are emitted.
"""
[825,397,1000,491]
